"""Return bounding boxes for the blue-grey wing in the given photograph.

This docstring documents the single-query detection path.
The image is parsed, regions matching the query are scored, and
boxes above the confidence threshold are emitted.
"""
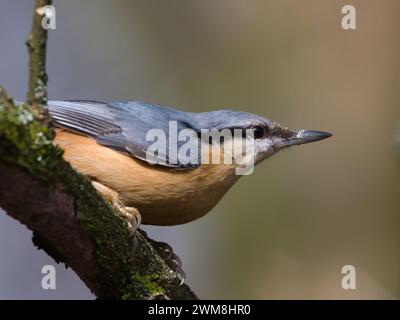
[48,100,200,169]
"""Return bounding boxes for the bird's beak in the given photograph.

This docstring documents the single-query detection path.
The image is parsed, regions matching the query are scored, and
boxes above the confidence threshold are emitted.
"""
[282,130,332,147]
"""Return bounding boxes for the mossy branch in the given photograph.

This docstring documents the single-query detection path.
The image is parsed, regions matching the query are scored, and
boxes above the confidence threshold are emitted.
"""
[0,0,197,300]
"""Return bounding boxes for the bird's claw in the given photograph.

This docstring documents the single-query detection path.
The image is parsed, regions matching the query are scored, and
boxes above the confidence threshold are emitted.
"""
[111,203,142,253]
[118,205,142,236]
[91,181,141,237]
[152,241,186,286]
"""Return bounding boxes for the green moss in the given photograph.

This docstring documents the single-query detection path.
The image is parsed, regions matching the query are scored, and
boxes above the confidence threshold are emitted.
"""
[122,273,166,300]
[0,102,62,185]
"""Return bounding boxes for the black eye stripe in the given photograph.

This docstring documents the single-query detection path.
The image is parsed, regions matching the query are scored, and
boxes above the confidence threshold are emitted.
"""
[215,126,272,139]
[230,126,269,139]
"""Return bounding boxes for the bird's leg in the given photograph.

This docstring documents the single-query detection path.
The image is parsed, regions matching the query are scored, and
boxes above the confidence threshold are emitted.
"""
[91,181,142,236]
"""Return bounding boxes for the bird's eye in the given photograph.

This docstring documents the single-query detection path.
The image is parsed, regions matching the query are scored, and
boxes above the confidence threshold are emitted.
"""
[253,126,265,139]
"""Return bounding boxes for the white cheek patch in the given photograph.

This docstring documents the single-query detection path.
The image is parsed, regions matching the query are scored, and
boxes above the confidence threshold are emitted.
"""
[254,139,275,163]
[258,139,274,153]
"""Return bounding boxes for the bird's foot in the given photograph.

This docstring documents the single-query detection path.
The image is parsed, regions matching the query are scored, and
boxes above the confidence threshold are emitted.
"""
[151,240,185,286]
[115,203,142,236]
[91,181,141,236]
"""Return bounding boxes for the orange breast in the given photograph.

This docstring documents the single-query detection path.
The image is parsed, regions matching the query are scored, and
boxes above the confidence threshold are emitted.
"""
[54,130,240,225]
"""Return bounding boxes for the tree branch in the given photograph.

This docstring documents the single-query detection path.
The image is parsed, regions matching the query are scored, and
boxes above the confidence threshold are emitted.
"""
[0,0,197,300]
[27,0,49,109]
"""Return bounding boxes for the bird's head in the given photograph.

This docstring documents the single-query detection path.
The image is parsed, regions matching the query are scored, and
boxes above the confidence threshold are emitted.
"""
[196,110,332,166]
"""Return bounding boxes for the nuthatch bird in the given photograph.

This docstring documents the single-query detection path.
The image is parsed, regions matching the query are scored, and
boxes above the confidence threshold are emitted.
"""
[48,101,331,228]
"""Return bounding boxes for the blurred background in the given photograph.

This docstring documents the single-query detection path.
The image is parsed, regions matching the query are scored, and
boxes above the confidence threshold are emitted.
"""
[0,0,399,299]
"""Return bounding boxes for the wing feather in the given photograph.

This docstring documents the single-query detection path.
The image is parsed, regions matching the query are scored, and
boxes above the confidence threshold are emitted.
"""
[48,100,200,169]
